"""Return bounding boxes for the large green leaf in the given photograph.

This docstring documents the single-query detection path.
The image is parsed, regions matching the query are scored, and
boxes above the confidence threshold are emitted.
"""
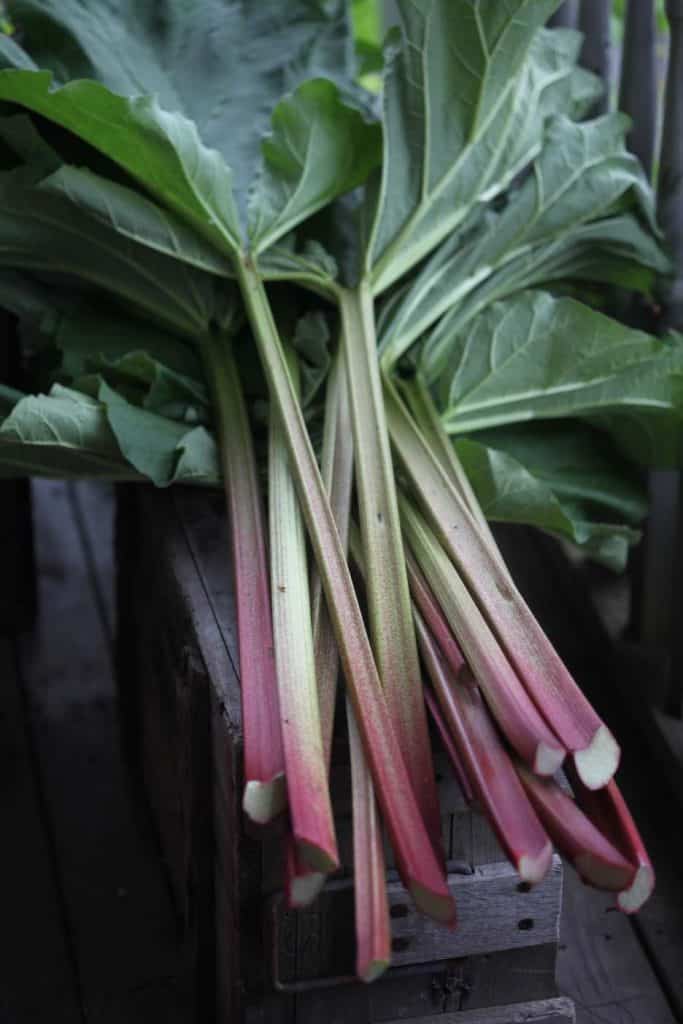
[364,0,560,293]
[379,113,667,374]
[0,159,221,334]
[455,425,645,571]
[438,291,683,465]
[0,70,243,256]
[248,78,380,254]
[3,0,357,214]
[0,380,220,484]
[0,383,138,478]
[52,305,210,423]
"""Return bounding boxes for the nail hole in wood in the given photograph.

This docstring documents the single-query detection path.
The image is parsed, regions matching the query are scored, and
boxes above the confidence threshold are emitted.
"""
[518,917,534,931]
[390,904,409,919]
[392,936,413,952]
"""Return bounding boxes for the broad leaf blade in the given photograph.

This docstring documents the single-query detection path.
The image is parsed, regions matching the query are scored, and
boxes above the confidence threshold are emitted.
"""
[365,0,558,293]
[7,0,357,214]
[0,71,242,256]
[249,78,381,255]
[438,292,683,462]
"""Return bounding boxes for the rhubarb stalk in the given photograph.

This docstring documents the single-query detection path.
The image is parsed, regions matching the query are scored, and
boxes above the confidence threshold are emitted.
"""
[424,688,474,807]
[565,766,655,913]
[400,495,565,777]
[415,609,553,885]
[387,383,619,790]
[286,347,355,907]
[340,285,442,854]
[269,346,338,873]
[517,764,635,893]
[200,331,285,825]
[236,267,453,921]
[347,697,391,983]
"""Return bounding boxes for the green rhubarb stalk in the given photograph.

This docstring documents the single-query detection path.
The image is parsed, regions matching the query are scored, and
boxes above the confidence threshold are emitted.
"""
[346,696,391,983]
[387,383,619,790]
[339,285,442,855]
[399,494,565,776]
[269,346,338,873]
[235,261,454,922]
[199,331,285,824]
[286,347,355,907]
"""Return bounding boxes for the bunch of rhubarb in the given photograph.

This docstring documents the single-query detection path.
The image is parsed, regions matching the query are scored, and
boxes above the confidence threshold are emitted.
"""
[0,0,676,983]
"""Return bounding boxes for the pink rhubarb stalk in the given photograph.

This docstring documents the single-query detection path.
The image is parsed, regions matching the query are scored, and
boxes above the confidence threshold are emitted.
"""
[340,285,442,854]
[424,687,474,806]
[269,347,338,873]
[566,766,655,913]
[400,495,565,776]
[286,348,355,907]
[238,264,454,923]
[387,382,619,790]
[415,609,553,884]
[200,331,285,825]
[517,764,635,893]
[347,698,392,982]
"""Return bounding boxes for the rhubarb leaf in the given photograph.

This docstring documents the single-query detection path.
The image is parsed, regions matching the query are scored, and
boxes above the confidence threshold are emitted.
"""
[0,71,243,256]
[365,1,563,293]
[0,159,222,335]
[96,380,218,486]
[4,0,357,214]
[248,79,381,255]
[455,425,646,570]
[380,113,667,374]
[0,384,137,479]
[52,305,210,423]
[438,291,683,463]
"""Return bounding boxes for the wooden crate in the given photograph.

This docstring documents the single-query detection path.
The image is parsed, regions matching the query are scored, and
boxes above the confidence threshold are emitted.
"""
[116,485,574,1024]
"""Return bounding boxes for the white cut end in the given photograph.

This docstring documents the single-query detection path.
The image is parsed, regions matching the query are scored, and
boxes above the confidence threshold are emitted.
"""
[518,842,554,885]
[534,741,566,777]
[618,865,655,914]
[289,871,325,909]
[409,881,456,925]
[573,726,620,790]
[575,852,634,892]
[360,959,390,984]
[242,773,286,825]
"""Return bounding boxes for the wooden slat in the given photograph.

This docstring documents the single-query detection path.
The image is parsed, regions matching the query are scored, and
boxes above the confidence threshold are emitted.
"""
[18,480,192,1024]
[619,0,657,176]
[271,860,562,985]
[0,635,82,1023]
[381,998,575,1024]
[494,526,683,1021]
[578,0,612,114]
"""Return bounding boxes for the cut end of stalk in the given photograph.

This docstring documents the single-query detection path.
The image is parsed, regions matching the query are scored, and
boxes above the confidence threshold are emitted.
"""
[359,958,391,984]
[296,838,340,875]
[517,842,554,886]
[288,870,326,909]
[617,864,655,914]
[575,852,635,893]
[409,881,456,926]
[573,726,620,790]
[242,774,287,825]
[534,741,566,777]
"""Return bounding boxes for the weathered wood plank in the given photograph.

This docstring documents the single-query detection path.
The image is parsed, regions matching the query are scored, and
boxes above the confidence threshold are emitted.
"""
[493,526,683,1022]
[0,635,82,1023]
[18,480,192,1024]
[557,870,676,1024]
[271,860,562,985]
[382,997,575,1024]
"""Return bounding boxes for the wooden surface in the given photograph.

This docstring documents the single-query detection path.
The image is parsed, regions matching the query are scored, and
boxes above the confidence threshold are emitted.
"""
[2,480,192,1023]
[3,483,683,1022]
